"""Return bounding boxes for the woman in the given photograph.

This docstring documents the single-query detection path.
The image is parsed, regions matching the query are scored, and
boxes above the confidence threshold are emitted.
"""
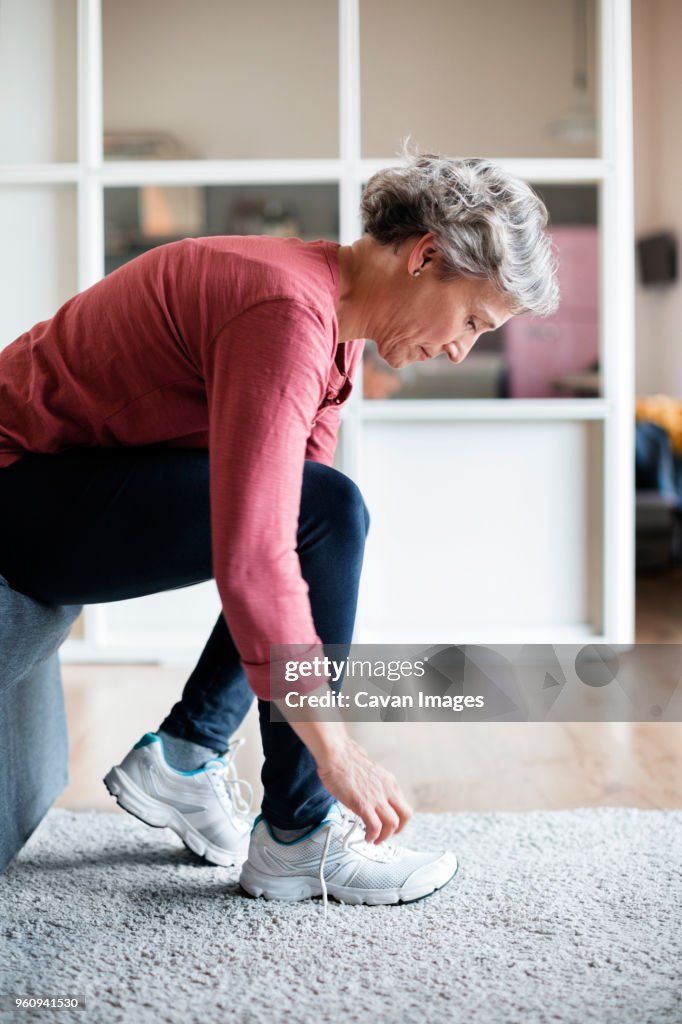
[0,149,558,906]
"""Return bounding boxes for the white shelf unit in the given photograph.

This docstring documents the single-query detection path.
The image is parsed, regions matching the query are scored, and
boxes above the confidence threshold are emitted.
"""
[0,0,634,664]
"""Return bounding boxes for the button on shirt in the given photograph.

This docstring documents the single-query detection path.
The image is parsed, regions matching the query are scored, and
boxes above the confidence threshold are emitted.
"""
[0,235,365,698]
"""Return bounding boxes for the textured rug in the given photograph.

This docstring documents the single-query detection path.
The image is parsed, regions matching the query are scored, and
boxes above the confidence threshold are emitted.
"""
[1,808,681,1024]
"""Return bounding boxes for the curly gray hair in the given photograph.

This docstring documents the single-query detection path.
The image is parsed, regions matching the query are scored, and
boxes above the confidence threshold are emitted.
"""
[360,142,560,317]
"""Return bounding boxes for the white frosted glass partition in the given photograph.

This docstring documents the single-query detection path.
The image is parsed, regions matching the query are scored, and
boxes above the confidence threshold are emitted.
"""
[0,0,77,163]
[100,583,223,662]
[102,0,339,160]
[356,419,603,642]
[0,188,78,349]
[361,0,599,158]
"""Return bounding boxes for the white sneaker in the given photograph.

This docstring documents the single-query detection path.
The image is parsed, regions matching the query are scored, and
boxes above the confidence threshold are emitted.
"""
[103,732,252,866]
[239,802,458,910]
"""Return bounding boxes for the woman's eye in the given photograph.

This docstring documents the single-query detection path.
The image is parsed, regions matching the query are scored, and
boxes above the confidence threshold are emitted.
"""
[467,318,476,331]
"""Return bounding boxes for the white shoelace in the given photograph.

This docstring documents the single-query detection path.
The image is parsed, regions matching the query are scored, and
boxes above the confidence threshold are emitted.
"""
[216,737,253,820]
[318,808,398,917]
[319,826,334,917]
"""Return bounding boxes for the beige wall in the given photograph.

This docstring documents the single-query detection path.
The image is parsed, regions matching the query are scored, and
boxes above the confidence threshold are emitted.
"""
[632,0,682,396]
[102,0,339,159]
[102,0,598,161]
[360,0,598,159]
[655,0,682,395]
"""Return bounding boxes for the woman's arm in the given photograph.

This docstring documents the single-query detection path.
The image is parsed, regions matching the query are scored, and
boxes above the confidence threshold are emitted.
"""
[206,305,410,841]
[205,299,330,698]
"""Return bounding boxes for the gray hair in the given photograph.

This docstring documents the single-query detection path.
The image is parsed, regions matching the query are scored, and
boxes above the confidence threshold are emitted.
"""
[360,142,560,317]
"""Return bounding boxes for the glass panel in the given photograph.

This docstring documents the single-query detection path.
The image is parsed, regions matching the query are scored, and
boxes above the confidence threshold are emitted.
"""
[104,183,339,273]
[363,183,600,400]
[504,185,600,400]
[102,0,338,160]
[0,0,77,163]
[361,0,599,159]
[0,187,78,349]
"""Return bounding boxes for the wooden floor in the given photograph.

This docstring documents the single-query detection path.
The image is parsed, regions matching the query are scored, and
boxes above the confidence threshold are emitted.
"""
[56,568,682,815]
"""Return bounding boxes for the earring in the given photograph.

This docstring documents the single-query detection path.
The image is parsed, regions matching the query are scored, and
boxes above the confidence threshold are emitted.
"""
[413,269,421,277]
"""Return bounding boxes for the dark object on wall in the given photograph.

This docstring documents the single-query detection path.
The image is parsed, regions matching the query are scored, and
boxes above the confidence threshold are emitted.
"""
[637,232,677,285]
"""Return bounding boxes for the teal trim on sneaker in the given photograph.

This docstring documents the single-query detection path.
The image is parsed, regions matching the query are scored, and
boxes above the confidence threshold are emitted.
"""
[133,732,158,750]
[140,729,225,774]
[262,817,328,846]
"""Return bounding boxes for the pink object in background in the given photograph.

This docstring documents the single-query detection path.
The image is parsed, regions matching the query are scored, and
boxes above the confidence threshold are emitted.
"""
[504,225,599,398]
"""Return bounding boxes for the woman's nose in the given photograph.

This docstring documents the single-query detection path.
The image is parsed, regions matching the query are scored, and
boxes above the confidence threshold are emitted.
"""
[444,342,462,363]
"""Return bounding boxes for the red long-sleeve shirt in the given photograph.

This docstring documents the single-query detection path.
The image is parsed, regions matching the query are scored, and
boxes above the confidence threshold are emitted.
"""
[0,235,365,698]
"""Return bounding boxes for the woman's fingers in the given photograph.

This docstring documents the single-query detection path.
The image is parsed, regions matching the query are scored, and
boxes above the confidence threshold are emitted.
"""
[371,785,412,843]
[389,794,412,834]
[315,736,413,844]
[353,791,395,844]
[374,804,400,845]
[361,806,382,844]
[370,770,412,841]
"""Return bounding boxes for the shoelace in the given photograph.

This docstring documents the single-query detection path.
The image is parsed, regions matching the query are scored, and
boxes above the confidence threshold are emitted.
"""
[318,808,398,918]
[214,737,253,820]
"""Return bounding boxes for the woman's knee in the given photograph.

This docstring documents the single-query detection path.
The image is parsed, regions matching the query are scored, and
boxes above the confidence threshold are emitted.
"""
[302,461,370,542]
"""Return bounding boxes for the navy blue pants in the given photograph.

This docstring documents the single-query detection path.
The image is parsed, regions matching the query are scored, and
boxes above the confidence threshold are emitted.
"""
[0,446,370,828]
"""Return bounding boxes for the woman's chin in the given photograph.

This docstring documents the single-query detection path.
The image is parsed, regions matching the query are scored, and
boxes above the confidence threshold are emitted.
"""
[373,343,413,370]
[379,350,409,369]
[374,350,397,369]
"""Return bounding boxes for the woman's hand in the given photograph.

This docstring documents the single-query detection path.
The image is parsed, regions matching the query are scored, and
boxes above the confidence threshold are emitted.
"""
[273,689,412,844]
[316,736,412,844]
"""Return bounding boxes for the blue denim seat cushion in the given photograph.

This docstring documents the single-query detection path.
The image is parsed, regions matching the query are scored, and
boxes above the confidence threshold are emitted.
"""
[0,573,82,872]
[635,420,682,505]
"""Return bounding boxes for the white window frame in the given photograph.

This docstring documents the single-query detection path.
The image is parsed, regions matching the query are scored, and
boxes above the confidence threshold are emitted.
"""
[0,0,634,660]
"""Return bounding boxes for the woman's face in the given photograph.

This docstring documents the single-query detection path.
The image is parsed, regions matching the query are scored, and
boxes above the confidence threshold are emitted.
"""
[369,236,515,369]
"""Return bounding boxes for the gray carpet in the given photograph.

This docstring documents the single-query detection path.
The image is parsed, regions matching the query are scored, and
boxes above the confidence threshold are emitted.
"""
[1,808,681,1024]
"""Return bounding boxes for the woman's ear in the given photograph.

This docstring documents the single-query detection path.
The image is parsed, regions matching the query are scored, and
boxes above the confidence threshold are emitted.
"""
[406,232,439,275]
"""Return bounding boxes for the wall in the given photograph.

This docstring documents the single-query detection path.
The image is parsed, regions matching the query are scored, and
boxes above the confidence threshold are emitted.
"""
[102,0,598,161]
[360,0,598,159]
[0,0,77,163]
[655,0,682,394]
[0,188,77,345]
[0,0,78,347]
[632,0,682,396]
[102,0,339,159]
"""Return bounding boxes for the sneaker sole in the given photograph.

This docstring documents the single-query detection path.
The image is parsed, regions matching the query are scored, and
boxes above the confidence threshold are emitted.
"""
[239,856,458,906]
[102,765,247,868]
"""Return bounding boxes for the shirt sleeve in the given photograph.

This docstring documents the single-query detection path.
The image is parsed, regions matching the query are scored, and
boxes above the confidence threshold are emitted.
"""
[204,298,332,700]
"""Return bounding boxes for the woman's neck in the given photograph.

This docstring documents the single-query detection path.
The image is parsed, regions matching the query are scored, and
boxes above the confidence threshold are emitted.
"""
[335,237,383,344]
